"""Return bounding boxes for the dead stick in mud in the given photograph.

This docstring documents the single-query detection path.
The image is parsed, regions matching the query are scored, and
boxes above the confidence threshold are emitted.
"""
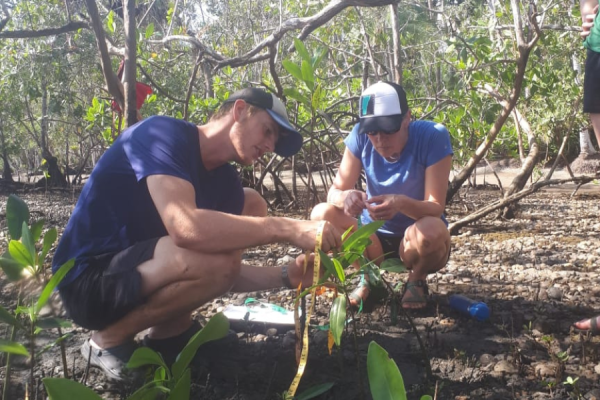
[448,174,600,235]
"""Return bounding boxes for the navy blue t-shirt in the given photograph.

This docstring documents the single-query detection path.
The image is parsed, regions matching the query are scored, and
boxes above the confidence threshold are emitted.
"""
[52,116,244,287]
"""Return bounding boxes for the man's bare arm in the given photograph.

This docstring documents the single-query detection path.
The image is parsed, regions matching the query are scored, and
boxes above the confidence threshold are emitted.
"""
[147,174,341,252]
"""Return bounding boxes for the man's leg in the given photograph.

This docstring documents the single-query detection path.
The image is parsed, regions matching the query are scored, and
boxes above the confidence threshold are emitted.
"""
[243,188,268,217]
[590,114,600,148]
[399,216,450,309]
[91,236,241,348]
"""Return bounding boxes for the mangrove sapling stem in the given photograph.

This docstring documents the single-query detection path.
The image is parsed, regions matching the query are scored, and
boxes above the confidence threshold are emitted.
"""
[381,276,433,383]
[350,313,365,400]
[57,326,69,378]
[2,324,17,400]
[30,315,35,391]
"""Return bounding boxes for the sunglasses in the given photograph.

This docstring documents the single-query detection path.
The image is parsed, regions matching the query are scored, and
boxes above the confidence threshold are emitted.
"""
[366,130,397,136]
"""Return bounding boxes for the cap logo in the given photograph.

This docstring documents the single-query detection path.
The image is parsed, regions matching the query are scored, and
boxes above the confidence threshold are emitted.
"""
[361,95,372,117]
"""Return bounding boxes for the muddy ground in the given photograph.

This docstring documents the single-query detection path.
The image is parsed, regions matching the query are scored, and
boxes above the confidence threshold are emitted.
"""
[1,177,600,400]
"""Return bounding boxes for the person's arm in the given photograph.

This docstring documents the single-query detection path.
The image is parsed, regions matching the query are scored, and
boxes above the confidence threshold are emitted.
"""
[327,147,368,216]
[231,254,317,292]
[366,155,452,221]
[147,174,341,252]
[581,0,599,38]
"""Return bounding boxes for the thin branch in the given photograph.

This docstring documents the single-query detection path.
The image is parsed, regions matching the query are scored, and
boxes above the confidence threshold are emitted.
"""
[136,62,187,103]
[0,20,88,38]
[449,174,600,235]
[268,44,284,99]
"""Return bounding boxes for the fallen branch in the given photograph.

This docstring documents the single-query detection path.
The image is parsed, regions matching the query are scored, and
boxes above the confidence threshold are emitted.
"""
[448,173,600,235]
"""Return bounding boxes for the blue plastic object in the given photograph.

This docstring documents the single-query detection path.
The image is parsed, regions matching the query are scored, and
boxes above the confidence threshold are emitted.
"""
[448,294,490,321]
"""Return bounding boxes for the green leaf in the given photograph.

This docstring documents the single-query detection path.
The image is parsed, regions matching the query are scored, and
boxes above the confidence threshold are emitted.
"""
[154,366,166,381]
[36,317,72,330]
[283,88,310,108]
[0,339,30,357]
[41,228,58,262]
[21,222,36,266]
[282,60,303,82]
[341,226,354,241]
[330,295,347,346]
[367,341,407,400]
[167,368,191,400]
[301,60,314,92]
[420,396,433,400]
[294,38,311,63]
[311,47,328,69]
[332,258,345,282]
[172,312,229,379]
[30,220,44,243]
[145,23,155,39]
[341,221,384,253]
[318,251,337,279]
[127,385,169,400]
[6,194,29,240]
[295,382,335,400]
[107,10,115,34]
[0,255,25,281]
[380,258,406,273]
[43,378,103,400]
[311,84,322,111]
[36,259,75,314]
[0,305,22,329]
[127,347,168,369]
[8,240,34,267]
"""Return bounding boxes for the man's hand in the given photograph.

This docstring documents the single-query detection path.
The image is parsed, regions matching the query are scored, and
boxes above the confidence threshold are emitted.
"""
[344,190,368,217]
[293,220,342,252]
[366,194,403,221]
[582,5,599,39]
[286,253,321,289]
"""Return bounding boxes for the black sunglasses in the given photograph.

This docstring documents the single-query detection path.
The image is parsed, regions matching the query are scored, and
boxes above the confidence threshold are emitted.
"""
[366,130,397,136]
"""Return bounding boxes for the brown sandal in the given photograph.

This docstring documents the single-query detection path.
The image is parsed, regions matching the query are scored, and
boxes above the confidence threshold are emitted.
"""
[401,280,429,309]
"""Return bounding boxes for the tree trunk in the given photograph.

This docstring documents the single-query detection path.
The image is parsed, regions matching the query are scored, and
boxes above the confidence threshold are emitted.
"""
[501,107,541,218]
[390,3,402,85]
[123,0,138,127]
[40,81,66,187]
[0,120,13,181]
[446,0,540,204]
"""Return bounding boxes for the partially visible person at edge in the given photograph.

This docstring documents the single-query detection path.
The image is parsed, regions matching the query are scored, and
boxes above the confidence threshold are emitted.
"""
[573,0,600,336]
[311,81,452,310]
[51,88,342,381]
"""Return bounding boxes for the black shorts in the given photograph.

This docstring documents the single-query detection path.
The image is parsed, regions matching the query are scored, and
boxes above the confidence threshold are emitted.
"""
[584,49,600,114]
[376,232,402,259]
[59,238,160,331]
[375,231,452,263]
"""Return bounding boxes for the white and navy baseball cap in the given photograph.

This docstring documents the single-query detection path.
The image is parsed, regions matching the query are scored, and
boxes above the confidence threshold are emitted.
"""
[224,88,303,157]
[357,81,409,135]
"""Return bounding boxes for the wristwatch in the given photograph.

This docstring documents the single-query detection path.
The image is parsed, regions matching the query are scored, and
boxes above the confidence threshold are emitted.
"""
[281,264,293,289]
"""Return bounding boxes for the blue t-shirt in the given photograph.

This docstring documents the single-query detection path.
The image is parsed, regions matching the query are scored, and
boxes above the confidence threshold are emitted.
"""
[344,120,453,236]
[52,116,244,287]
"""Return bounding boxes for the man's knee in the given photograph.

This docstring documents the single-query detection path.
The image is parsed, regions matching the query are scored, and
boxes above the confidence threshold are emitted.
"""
[310,202,336,221]
[243,188,268,217]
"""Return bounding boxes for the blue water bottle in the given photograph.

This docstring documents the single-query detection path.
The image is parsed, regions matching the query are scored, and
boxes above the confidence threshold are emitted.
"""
[448,294,490,321]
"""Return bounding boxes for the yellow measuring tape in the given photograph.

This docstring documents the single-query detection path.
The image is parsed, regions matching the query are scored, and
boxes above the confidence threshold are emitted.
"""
[288,221,324,397]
